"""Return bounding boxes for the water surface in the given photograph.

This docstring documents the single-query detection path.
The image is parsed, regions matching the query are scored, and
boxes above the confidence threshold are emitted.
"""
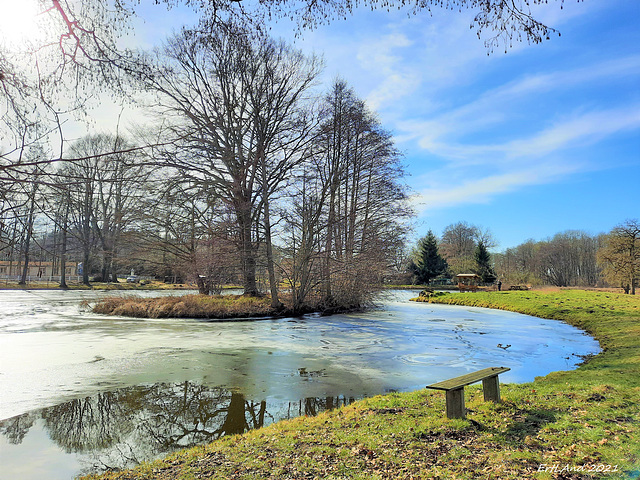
[0,289,600,479]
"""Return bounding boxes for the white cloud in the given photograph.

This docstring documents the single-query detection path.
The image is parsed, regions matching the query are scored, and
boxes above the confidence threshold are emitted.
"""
[357,32,413,70]
[349,6,640,216]
[397,55,640,152]
[529,0,604,27]
[355,32,421,109]
[488,55,640,99]
[366,72,422,111]
[502,106,640,158]
[412,161,580,213]
[407,103,640,163]
[407,103,640,212]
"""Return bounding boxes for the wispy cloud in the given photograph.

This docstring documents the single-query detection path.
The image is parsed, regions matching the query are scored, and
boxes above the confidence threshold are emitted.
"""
[409,102,640,211]
[355,32,421,109]
[411,160,581,213]
[501,106,640,158]
[397,55,640,152]
[497,56,640,97]
[408,103,640,161]
[353,8,640,215]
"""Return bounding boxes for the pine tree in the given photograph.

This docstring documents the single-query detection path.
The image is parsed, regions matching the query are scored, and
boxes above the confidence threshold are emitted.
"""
[411,230,448,284]
[474,241,497,283]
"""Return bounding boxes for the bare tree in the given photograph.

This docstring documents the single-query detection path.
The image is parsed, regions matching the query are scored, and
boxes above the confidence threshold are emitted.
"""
[4,146,50,285]
[281,167,329,312]
[495,231,602,287]
[55,134,148,284]
[283,80,411,311]
[143,26,320,297]
[243,37,321,307]
[17,177,40,285]
[137,178,241,293]
[440,221,479,276]
[534,231,600,287]
[598,220,640,294]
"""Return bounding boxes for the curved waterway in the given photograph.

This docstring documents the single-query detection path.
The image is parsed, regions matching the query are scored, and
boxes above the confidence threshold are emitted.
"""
[0,289,599,479]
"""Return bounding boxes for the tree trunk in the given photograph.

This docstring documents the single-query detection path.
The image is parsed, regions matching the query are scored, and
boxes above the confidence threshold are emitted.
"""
[18,192,37,285]
[18,232,32,285]
[260,160,282,309]
[82,249,91,286]
[238,205,258,296]
[81,181,93,287]
[59,203,69,289]
[631,243,637,295]
[196,274,207,295]
[263,208,281,308]
[323,165,341,304]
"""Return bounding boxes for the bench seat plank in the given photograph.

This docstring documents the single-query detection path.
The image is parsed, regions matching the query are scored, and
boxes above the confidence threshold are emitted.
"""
[426,367,510,391]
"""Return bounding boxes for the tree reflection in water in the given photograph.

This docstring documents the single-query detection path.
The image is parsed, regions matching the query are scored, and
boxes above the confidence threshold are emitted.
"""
[0,382,354,475]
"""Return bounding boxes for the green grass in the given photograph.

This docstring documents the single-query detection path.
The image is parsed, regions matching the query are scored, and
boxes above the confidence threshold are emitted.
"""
[80,290,640,479]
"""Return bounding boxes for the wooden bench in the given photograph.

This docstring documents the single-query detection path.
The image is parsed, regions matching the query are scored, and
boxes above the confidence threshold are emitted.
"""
[425,367,510,419]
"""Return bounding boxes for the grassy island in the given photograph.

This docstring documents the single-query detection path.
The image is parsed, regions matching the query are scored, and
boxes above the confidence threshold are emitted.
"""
[91,294,278,319]
[82,290,640,480]
[90,292,351,319]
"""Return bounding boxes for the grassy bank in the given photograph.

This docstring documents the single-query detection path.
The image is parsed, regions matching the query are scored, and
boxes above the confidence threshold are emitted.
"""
[82,290,640,479]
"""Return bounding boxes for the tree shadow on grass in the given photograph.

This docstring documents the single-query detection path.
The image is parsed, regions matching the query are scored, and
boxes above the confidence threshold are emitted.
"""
[502,406,557,442]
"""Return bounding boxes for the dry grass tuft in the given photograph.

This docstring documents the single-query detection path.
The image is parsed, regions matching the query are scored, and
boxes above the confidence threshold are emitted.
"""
[92,294,276,319]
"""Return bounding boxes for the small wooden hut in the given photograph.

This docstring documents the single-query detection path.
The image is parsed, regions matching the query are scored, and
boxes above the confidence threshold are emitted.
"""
[455,273,480,292]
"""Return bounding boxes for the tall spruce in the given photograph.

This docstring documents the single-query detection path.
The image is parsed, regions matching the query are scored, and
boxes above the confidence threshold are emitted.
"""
[474,241,497,283]
[411,230,447,284]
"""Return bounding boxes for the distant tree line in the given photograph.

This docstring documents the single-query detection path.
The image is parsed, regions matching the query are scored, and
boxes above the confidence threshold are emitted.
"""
[408,219,640,294]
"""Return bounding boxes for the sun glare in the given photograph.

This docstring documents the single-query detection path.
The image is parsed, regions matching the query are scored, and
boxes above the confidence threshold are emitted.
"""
[0,0,48,48]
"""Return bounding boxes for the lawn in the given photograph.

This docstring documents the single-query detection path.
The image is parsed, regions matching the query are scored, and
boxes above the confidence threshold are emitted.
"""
[81,290,640,479]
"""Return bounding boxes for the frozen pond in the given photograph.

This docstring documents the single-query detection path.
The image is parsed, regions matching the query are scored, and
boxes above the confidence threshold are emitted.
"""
[0,289,599,479]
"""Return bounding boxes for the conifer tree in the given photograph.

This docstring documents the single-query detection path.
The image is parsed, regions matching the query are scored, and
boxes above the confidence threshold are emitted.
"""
[474,240,497,283]
[410,230,448,284]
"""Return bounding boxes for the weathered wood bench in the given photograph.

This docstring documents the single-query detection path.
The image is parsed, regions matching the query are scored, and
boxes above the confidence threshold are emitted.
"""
[425,367,510,419]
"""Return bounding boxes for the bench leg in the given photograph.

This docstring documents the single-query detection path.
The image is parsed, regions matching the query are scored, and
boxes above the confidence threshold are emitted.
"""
[445,388,465,419]
[482,375,501,402]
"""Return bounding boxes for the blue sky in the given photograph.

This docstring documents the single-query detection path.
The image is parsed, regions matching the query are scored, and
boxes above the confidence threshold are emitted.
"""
[22,0,638,251]
[129,0,640,250]
[265,0,640,250]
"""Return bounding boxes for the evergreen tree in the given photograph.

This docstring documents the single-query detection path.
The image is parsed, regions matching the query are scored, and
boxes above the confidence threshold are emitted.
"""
[410,230,448,284]
[474,241,497,283]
